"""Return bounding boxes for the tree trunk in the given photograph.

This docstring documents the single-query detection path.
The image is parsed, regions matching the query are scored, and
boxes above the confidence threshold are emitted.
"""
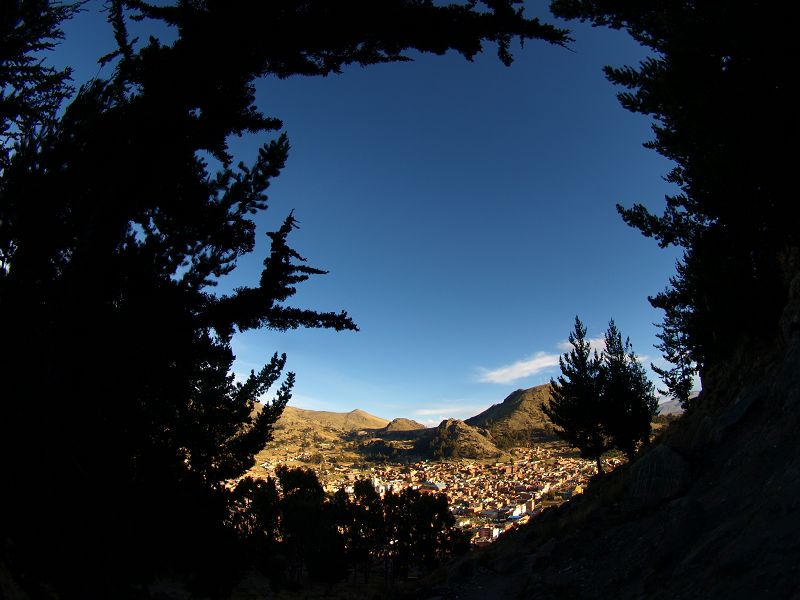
[595,456,604,475]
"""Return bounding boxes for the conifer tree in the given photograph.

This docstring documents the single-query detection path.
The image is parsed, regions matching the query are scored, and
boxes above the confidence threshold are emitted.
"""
[600,320,658,460]
[542,316,608,474]
[551,1,795,398]
[0,0,79,171]
[544,317,658,471]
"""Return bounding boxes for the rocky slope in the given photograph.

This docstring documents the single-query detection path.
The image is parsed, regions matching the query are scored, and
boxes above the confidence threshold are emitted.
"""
[417,272,800,599]
[466,384,555,447]
[382,418,426,432]
[416,418,505,460]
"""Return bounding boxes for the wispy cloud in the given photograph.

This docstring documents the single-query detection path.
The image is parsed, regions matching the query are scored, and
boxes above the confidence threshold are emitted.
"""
[286,394,329,410]
[413,403,491,424]
[415,405,485,416]
[477,351,560,384]
[556,336,606,354]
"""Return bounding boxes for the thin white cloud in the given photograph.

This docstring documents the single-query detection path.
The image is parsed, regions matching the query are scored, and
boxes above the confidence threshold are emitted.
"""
[556,336,606,354]
[413,403,491,424]
[286,394,328,410]
[415,405,487,416]
[477,351,560,384]
[555,337,649,369]
[478,335,656,387]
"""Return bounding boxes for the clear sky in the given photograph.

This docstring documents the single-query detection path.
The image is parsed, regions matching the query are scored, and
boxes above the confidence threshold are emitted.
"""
[57,1,681,424]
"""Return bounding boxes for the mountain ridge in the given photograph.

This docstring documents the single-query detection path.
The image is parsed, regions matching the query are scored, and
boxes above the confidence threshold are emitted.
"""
[276,405,390,431]
[262,385,554,461]
[466,384,555,447]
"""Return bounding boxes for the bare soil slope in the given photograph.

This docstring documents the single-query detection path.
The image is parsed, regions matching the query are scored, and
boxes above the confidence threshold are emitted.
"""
[278,406,389,431]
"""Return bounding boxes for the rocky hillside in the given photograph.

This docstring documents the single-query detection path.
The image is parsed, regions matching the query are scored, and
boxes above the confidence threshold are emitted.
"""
[416,418,505,460]
[416,275,800,599]
[382,417,426,432]
[466,384,555,447]
[656,397,685,416]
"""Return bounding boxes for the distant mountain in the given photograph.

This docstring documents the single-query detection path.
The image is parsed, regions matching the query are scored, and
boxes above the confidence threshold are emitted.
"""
[466,384,555,448]
[657,397,685,416]
[382,417,426,432]
[256,387,558,466]
[416,418,505,460]
[277,406,390,431]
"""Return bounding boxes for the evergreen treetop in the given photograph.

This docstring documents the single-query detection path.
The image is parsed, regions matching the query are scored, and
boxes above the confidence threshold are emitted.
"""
[551,0,796,400]
[543,316,608,474]
[543,316,658,472]
[600,319,658,460]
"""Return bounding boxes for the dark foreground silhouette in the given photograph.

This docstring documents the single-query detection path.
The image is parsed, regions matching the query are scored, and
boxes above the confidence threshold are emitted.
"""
[0,1,566,597]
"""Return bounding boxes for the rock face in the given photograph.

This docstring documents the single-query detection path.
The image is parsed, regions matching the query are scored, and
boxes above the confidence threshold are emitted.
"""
[622,444,690,513]
[657,397,686,415]
[382,417,426,432]
[466,384,554,447]
[418,419,504,460]
[429,287,800,599]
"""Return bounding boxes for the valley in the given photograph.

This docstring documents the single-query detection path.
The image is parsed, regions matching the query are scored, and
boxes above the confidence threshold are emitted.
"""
[246,385,629,545]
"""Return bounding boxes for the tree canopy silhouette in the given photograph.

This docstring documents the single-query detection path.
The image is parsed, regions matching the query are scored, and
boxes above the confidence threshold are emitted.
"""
[543,317,657,472]
[542,316,608,474]
[600,319,658,459]
[230,470,466,588]
[551,0,795,403]
[0,1,568,594]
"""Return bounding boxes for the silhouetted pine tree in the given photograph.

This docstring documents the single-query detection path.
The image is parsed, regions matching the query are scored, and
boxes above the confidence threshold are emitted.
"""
[551,1,795,398]
[600,320,658,460]
[350,479,385,582]
[0,0,79,171]
[542,316,608,474]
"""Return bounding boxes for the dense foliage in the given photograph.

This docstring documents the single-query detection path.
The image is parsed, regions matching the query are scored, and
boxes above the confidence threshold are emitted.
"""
[543,317,608,473]
[600,319,658,459]
[543,317,657,472]
[230,468,468,589]
[0,0,567,594]
[550,0,795,405]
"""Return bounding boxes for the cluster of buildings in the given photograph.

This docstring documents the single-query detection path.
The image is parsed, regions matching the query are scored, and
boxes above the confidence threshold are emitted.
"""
[254,444,623,545]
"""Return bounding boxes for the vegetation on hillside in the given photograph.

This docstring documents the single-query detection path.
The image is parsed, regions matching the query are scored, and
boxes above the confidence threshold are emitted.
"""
[230,468,469,590]
[422,419,505,460]
[466,384,555,448]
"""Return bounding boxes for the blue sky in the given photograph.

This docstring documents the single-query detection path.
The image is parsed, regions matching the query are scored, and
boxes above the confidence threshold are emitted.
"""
[58,2,681,424]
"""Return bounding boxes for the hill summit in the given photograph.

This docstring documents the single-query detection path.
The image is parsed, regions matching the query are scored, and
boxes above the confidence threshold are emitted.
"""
[466,384,555,447]
[382,417,426,432]
[277,406,389,431]
[417,418,505,460]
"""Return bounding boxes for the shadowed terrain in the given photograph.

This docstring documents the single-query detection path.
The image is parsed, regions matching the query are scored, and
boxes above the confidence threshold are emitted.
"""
[409,279,800,599]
